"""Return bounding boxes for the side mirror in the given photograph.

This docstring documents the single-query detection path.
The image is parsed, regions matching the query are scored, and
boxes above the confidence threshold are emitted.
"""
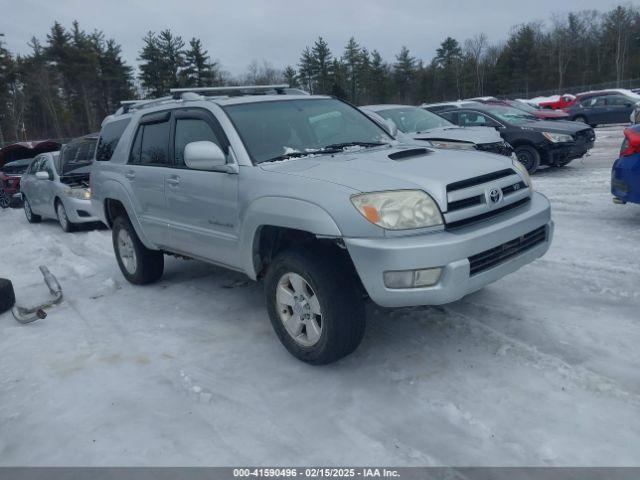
[385,118,398,138]
[184,141,227,171]
[35,171,50,181]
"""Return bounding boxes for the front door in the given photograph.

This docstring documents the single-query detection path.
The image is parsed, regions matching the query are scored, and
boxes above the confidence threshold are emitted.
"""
[163,109,240,267]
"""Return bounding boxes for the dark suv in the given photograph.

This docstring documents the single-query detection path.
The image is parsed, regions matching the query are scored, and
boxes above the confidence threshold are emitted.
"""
[565,90,640,127]
[438,103,595,173]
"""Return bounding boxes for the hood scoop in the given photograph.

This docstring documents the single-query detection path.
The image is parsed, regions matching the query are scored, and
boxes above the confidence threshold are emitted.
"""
[388,148,430,161]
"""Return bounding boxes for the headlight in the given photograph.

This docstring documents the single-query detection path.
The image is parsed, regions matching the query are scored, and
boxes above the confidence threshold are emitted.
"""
[511,159,533,193]
[350,190,443,230]
[429,140,476,150]
[542,132,573,143]
[65,188,91,200]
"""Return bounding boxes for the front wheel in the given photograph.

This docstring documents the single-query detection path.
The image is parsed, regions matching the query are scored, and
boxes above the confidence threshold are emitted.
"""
[23,197,41,223]
[112,216,164,285]
[0,189,10,209]
[514,145,541,174]
[264,246,366,365]
[56,201,75,232]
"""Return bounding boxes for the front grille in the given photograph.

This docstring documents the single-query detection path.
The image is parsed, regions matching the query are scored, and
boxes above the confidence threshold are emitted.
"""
[475,142,513,157]
[447,169,515,192]
[468,226,547,275]
[447,197,530,229]
[575,128,596,144]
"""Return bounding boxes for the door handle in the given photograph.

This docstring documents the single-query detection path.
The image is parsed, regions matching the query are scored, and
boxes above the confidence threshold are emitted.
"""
[166,176,180,186]
[125,171,135,180]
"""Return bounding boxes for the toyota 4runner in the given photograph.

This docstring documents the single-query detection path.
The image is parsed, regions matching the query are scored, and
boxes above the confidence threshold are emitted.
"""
[91,85,553,364]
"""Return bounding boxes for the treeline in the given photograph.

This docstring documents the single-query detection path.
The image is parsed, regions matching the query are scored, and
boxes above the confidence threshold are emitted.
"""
[1,4,639,142]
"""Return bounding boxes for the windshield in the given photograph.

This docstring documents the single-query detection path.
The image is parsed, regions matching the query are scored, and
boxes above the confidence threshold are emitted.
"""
[374,107,452,134]
[482,105,536,125]
[223,98,393,164]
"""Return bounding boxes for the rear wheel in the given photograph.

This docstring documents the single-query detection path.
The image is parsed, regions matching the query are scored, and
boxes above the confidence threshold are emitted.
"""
[56,200,75,232]
[514,145,541,174]
[574,115,597,128]
[112,215,164,285]
[264,246,366,365]
[0,189,10,209]
[23,197,41,223]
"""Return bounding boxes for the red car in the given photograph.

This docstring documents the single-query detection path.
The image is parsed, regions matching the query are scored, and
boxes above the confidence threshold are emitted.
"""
[538,94,578,110]
[0,140,61,208]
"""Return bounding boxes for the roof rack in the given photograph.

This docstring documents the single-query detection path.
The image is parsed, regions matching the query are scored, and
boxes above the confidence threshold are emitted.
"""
[169,84,290,95]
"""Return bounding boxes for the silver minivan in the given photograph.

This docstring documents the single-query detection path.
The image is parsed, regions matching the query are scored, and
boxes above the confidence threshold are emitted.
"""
[21,135,99,231]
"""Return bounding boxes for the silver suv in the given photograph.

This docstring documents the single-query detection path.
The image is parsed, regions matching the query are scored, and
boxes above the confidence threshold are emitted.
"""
[91,85,553,364]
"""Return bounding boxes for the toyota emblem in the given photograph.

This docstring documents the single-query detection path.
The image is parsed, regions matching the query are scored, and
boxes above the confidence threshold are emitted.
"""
[488,188,502,204]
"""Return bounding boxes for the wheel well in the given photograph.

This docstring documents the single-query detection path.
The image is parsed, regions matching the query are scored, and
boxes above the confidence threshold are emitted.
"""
[104,199,128,228]
[254,226,351,280]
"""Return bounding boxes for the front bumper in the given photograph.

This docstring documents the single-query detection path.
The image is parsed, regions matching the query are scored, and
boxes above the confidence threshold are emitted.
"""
[345,192,552,308]
[612,154,640,204]
[61,197,100,224]
[542,141,593,165]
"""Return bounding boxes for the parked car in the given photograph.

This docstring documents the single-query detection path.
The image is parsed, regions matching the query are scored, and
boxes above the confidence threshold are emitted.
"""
[0,139,61,169]
[564,90,640,127]
[0,158,33,208]
[436,103,595,173]
[361,104,513,157]
[91,86,553,364]
[480,99,570,121]
[612,125,640,205]
[21,134,99,231]
[536,94,577,110]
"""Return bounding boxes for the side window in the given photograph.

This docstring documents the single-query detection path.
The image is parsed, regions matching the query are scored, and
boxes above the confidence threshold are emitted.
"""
[607,95,631,106]
[28,157,41,174]
[96,119,131,161]
[129,119,170,166]
[581,96,605,108]
[439,111,458,124]
[174,118,224,167]
[459,111,491,127]
[42,159,54,178]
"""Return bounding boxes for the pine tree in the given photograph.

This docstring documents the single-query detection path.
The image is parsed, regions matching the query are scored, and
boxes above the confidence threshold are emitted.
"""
[393,46,416,102]
[342,37,361,102]
[283,66,298,87]
[181,38,217,87]
[312,37,332,94]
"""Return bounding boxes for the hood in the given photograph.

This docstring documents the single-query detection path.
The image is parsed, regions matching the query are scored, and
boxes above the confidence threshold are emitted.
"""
[412,125,503,145]
[260,145,515,210]
[518,119,591,134]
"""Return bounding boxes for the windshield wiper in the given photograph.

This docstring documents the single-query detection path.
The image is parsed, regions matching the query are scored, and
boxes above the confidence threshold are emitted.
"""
[321,141,388,150]
[259,151,319,164]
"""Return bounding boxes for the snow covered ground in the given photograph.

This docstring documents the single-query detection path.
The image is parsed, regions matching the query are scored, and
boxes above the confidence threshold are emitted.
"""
[1,125,639,466]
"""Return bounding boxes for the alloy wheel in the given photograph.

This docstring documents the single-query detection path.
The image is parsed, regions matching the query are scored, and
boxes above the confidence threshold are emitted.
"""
[276,272,323,347]
[117,228,137,275]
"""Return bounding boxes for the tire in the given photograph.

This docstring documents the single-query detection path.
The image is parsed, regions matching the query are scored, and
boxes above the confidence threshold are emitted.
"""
[0,278,16,314]
[264,245,366,365]
[112,215,164,285]
[56,200,75,233]
[0,189,10,209]
[514,145,541,174]
[23,197,41,223]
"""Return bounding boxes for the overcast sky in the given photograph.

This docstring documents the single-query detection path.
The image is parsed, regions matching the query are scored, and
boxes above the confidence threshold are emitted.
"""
[0,0,628,76]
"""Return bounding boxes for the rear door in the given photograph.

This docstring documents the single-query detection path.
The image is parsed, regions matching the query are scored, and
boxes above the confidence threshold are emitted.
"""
[580,96,608,124]
[163,108,240,266]
[125,111,173,248]
[605,95,635,124]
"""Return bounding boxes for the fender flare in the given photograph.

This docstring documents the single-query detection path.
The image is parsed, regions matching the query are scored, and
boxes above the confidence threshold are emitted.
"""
[100,179,156,250]
[239,196,342,280]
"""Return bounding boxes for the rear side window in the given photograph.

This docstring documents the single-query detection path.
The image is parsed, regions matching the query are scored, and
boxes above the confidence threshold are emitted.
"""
[77,138,98,161]
[129,120,171,166]
[96,119,131,161]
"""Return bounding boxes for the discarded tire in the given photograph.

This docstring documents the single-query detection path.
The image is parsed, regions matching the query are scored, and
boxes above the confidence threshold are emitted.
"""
[0,278,16,314]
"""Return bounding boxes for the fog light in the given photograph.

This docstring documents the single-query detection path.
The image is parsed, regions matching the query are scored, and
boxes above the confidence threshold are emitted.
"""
[384,268,442,289]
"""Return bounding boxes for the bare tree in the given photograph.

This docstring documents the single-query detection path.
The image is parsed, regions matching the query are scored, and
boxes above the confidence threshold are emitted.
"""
[464,33,488,95]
